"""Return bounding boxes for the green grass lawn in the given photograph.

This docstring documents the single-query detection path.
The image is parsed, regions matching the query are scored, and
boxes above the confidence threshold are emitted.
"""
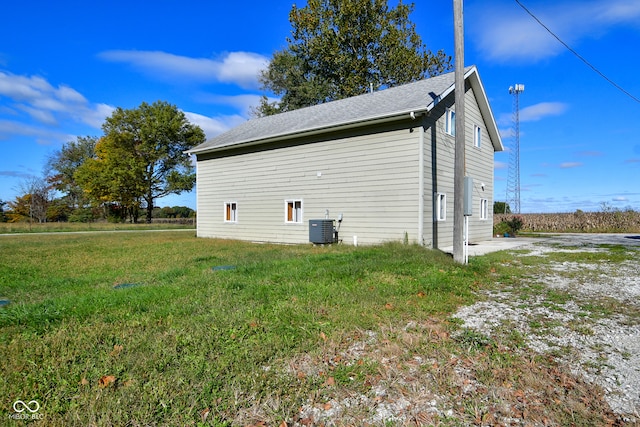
[0,221,194,234]
[0,232,620,426]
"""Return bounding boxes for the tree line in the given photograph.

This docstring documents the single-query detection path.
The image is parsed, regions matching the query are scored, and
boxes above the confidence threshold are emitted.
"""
[3,101,204,224]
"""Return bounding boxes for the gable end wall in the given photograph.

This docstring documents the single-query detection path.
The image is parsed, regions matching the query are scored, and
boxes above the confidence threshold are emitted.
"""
[423,84,496,248]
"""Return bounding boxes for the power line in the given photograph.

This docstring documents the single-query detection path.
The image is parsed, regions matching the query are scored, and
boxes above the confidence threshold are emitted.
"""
[515,0,640,105]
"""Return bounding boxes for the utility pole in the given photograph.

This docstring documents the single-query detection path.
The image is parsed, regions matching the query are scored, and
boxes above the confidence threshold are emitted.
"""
[452,0,465,263]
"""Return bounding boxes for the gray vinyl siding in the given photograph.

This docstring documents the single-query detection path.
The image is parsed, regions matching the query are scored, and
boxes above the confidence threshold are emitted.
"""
[420,85,496,248]
[194,74,499,248]
[425,92,456,249]
[196,122,421,245]
[463,86,497,243]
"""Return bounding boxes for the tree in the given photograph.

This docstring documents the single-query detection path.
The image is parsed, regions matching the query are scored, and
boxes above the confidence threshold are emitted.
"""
[22,177,51,224]
[76,101,206,223]
[46,198,71,222]
[153,205,195,219]
[0,199,6,222]
[255,0,452,116]
[7,177,52,225]
[494,201,511,214]
[173,206,195,218]
[75,135,146,223]
[6,194,32,223]
[46,136,97,210]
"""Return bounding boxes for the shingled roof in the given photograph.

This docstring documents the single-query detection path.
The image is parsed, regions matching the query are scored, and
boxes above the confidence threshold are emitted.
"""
[187,66,502,155]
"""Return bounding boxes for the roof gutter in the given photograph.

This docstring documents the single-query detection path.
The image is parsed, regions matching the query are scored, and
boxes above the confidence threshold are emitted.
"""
[186,107,431,156]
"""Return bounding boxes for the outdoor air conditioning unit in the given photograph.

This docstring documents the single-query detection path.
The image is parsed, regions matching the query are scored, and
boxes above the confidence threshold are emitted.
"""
[309,219,335,244]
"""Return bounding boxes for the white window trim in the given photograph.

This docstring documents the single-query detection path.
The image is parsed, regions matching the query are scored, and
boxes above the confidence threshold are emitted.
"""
[224,201,238,223]
[480,198,488,220]
[474,124,482,148]
[284,199,303,224]
[435,192,447,221]
[445,109,455,136]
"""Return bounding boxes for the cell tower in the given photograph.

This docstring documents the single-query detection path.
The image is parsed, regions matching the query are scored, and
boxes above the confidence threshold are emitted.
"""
[506,84,524,214]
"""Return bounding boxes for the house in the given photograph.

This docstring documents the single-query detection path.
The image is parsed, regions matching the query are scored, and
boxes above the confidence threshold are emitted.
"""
[187,66,503,248]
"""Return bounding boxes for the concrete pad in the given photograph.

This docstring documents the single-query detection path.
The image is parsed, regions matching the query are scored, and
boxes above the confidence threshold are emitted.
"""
[442,233,640,257]
[441,237,537,257]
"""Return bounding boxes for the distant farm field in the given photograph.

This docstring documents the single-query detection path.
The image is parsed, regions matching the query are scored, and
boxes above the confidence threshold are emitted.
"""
[0,232,623,426]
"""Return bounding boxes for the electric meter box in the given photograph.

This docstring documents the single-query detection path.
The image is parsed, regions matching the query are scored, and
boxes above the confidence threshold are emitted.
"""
[464,176,473,216]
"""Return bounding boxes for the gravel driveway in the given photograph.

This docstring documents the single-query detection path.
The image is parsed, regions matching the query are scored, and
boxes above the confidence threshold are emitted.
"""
[455,233,640,422]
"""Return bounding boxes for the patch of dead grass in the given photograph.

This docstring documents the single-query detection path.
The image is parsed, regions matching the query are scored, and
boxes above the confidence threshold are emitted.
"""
[230,319,625,426]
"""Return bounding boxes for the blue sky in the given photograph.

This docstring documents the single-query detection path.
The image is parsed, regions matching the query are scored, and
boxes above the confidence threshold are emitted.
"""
[1,0,639,213]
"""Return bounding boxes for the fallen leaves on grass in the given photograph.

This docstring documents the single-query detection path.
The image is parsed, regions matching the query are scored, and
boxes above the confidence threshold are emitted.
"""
[109,344,123,357]
[225,318,626,427]
[98,375,116,388]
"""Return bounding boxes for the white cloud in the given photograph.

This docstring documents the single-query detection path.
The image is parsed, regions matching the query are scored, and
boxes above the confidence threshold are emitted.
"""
[193,93,269,117]
[498,102,567,126]
[0,170,35,178]
[494,160,508,170]
[56,85,88,103]
[0,73,52,102]
[183,111,246,140]
[520,102,568,122]
[559,162,583,168]
[597,1,640,22]
[98,50,269,90]
[17,105,57,125]
[0,119,75,145]
[213,94,262,115]
[76,103,114,128]
[0,71,113,142]
[499,127,513,139]
[216,52,269,88]
[469,0,640,63]
[0,73,113,128]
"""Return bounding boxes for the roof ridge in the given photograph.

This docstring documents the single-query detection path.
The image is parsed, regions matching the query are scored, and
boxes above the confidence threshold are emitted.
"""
[188,66,481,154]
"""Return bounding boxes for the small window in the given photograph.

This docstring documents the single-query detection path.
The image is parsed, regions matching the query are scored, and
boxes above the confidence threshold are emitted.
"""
[224,202,237,222]
[474,125,482,148]
[285,199,303,223]
[480,198,488,220]
[435,193,446,221]
[445,109,455,136]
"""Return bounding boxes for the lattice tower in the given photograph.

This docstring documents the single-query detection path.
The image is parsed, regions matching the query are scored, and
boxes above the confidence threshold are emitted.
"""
[506,84,524,214]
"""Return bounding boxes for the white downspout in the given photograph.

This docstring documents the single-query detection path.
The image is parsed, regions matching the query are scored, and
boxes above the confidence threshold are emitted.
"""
[418,121,425,246]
